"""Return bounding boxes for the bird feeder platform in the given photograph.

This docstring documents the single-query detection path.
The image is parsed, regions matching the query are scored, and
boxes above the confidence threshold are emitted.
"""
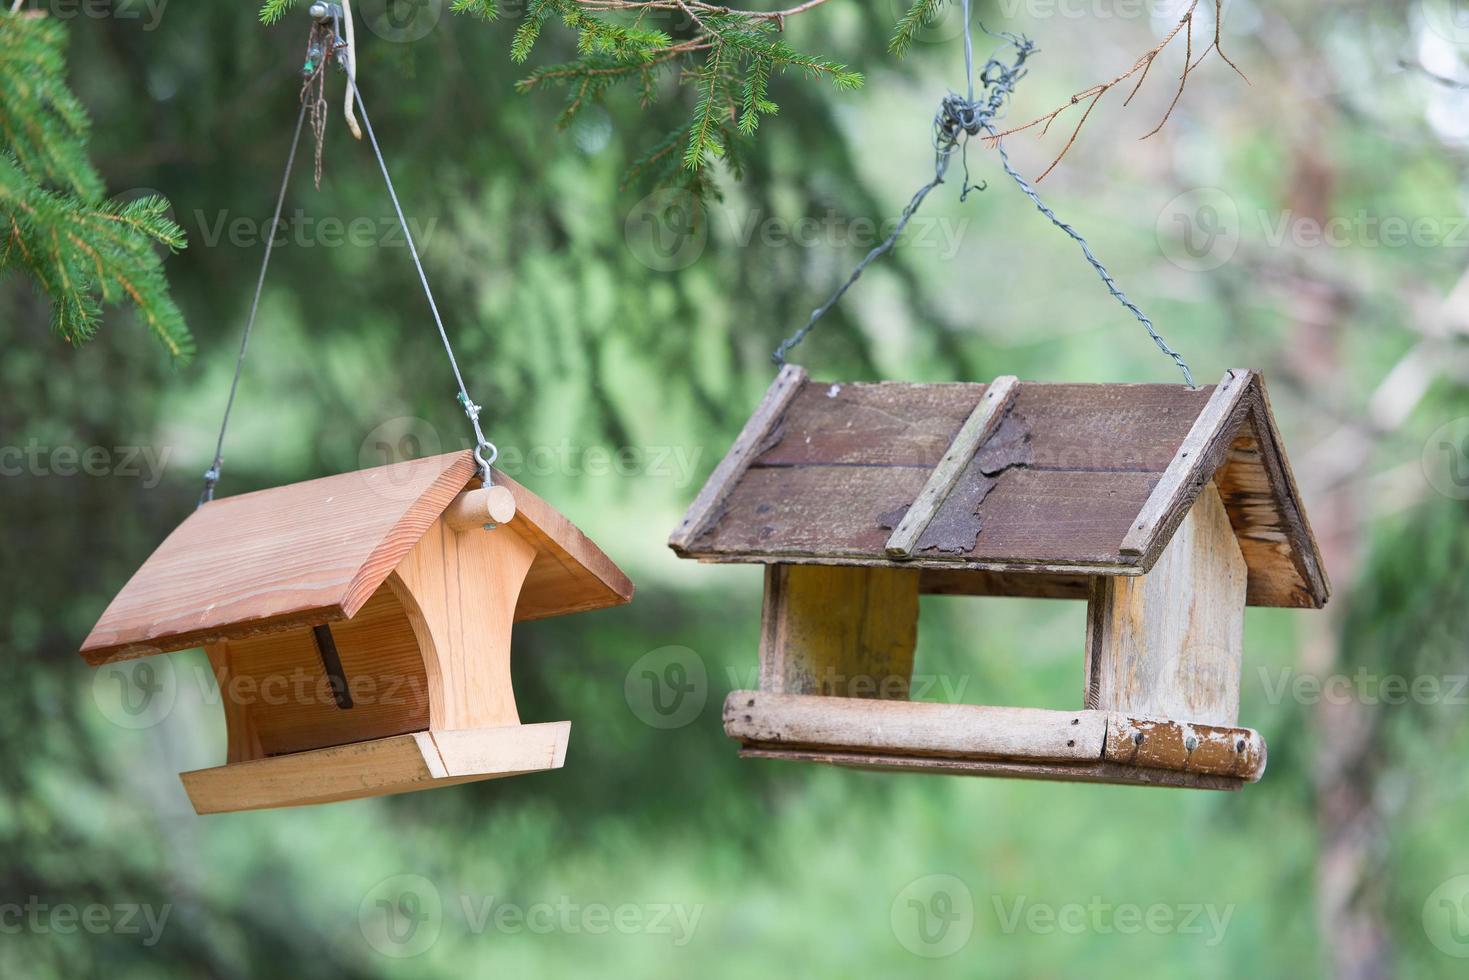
[671,367,1327,791]
[81,451,633,813]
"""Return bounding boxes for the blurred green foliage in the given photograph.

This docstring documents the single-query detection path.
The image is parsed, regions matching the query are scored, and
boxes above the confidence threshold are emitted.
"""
[1,0,1468,977]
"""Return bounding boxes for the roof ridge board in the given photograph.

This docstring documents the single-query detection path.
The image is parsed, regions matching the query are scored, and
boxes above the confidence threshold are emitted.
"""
[885,375,1021,558]
[669,365,809,553]
[337,452,479,619]
[1118,369,1256,567]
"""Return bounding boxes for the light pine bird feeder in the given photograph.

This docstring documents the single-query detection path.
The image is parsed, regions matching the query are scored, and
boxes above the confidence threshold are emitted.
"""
[670,367,1328,791]
[81,451,633,813]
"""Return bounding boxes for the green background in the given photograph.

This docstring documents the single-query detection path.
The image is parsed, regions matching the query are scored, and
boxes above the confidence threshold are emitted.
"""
[3,0,1469,976]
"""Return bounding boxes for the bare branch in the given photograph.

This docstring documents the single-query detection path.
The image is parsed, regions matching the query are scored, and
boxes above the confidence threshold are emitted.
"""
[985,0,1249,180]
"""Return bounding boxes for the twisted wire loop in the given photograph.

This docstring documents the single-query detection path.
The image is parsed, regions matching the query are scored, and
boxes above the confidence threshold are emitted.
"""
[773,0,1196,389]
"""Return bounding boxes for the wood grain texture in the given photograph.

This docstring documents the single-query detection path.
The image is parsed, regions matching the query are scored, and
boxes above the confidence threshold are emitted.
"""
[443,485,517,531]
[1120,370,1253,559]
[391,517,537,731]
[917,567,1090,600]
[81,453,634,666]
[492,469,635,622]
[1085,484,1247,726]
[886,376,1018,557]
[725,692,1107,762]
[725,694,1262,788]
[737,748,1244,791]
[205,584,430,760]
[758,565,919,698]
[669,365,807,551]
[1214,383,1330,608]
[180,722,569,814]
[674,374,1327,609]
[81,453,477,664]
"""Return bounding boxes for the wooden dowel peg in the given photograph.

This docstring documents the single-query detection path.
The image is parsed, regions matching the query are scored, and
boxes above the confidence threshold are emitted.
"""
[444,485,517,532]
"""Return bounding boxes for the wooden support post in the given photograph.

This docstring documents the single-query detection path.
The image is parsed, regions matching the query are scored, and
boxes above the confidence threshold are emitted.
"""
[758,564,919,699]
[391,519,538,731]
[1085,483,1247,726]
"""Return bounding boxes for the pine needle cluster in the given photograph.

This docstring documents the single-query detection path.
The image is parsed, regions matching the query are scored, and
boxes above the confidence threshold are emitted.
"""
[1,12,191,357]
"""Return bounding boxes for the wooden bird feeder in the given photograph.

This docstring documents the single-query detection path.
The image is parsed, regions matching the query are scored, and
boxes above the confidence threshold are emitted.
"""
[81,451,633,814]
[670,367,1328,791]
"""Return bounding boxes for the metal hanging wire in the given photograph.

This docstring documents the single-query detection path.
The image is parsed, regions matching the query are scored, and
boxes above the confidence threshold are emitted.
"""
[771,0,1196,388]
[198,4,498,504]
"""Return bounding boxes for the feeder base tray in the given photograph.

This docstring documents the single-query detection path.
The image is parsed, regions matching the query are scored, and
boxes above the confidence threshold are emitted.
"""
[180,721,569,814]
[724,692,1265,792]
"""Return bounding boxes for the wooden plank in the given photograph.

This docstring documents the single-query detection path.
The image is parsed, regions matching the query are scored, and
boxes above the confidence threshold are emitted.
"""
[758,566,919,698]
[492,469,635,623]
[677,374,1323,609]
[179,722,567,814]
[724,692,1108,762]
[431,721,570,777]
[207,583,430,760]
[391,514,538,731]
[917,568,1091,600]
[669,365,807,552]
[738,748,1244,791]
[81,452,635,666]
[696,465,1157,568]
[81,453,477,665]
[1085,483,1247,726]
[1119,369,1254,561]
[1103,715,1266,782]
[754,381,979,467]
[1013,382,1213,472]
[886,376,1019,558]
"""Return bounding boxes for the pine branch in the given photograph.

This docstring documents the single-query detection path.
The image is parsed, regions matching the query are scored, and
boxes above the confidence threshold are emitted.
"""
[0,15,190,357]
[890,0,950,58]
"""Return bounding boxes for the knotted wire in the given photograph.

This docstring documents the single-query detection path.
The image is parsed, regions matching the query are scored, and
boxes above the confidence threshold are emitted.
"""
[772,0,1195,389]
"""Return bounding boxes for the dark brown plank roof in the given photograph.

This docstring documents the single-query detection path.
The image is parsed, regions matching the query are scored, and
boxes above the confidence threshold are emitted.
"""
[671,368,1328,608]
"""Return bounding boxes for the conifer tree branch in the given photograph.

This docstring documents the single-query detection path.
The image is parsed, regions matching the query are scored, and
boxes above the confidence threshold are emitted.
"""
[0,13,191,356]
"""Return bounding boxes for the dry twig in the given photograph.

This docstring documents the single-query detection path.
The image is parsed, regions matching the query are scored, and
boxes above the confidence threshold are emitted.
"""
[986,0,1248,180]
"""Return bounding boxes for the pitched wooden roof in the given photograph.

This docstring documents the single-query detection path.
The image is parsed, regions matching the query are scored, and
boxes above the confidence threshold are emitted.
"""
[670,368,1328,609]
[82,452,633,664]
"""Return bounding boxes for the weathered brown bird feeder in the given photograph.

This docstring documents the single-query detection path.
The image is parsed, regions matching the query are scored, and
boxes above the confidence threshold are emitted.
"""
[670,367,1328,791]
[81,451,633,813]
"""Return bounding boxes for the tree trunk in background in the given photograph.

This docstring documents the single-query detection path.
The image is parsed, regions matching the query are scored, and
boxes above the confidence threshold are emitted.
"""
[1285,138,1393,980]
